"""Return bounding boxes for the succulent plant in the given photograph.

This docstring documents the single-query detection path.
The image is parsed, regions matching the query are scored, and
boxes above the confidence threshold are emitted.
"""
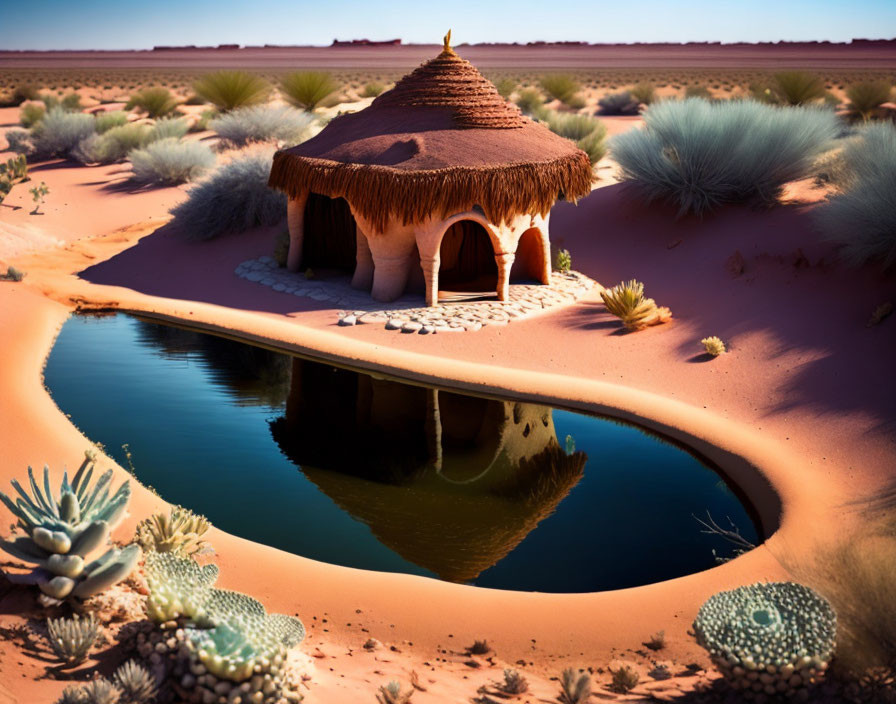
[559,668,591,704]
[46,613,99,665]
[144,553,305,682]
[56,686,89,704]
[376,680,413,704]
[693,582,837,698]
[136,506,211,558]
[554,248,572,274]
[600,279,672,331]
[81,679,122,704]
[701,336,727,356]
[0,463,139,599]
[112,659,157,704]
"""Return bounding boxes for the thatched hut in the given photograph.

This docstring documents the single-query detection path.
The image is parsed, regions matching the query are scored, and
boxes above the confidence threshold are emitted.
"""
[268,34,593,305]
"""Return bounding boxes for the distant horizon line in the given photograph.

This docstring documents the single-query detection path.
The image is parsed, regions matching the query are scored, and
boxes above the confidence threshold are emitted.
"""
[2,36,894,53]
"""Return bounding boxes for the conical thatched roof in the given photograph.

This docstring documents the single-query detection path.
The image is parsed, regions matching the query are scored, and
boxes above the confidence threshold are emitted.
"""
[268,36,593,232]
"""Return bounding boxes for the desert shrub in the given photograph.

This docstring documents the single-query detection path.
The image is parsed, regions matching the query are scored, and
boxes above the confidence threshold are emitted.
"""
[4,128,33,155]
[814,123,896,269]
[597,91,640,115]
[193,70,270,112]
[376,680,412,704]
[361,82,385,98]
[469,639,490,655]
[684,84,713,100]
[558,668,591,704]
[1,266,25,281]
[93,110,128,133]
[645,630,666,650]
[546,112,601,141]
[60,93,82,111]
[749,81,777,104]
[554,248,572,273]
[190,108,216,133]
[515,88,545,117]
[12,83,40,105]
[701,336,726,356]
[149,117,189,141]
[126,86,179,118]
[129,138,215,185]
[564,94,586,110]
[577,130,607,165]
[610,664,640,693]
[499,669,528,694]
[280,71,339,111]
[631,82,656,105]
[773,70,827,105]
[74,123,151,164]
[540,74,580,105]
[19,102,46,128]
[31,108,96,158]
[170,149,286,239]
[493,78,517,100]
[601,279,672,331]
[210,104,313,147]
[610,99,839,215]
[845,80,893,121]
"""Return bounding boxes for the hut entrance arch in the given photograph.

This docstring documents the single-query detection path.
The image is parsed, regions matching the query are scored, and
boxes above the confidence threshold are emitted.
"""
[301,193,358,273]
[510,226,549,284]
[437,219,498,294]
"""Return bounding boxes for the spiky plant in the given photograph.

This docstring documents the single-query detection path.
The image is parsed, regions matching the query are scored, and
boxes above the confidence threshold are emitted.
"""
[701,336,727,356]
[193,71,270,113]
[576,130,607,166]
[545,112,603,141]
[112,660,157,704]
[375,680,413,704]
[610,664,640,693]
[554,248,572,274]
[845,80,893,121]
[600,279,672,331]
[126,87,179,119]
[645,629,666,650]
[559,668,591,704]
[55,686,88,704]
[280,71,340,111]
[499,669,528,694]
[515,88,545,117]
[93,111,128,134]
[772,71,826,105]
[631,82,657,105]
[81,679,122,704]
[46,613,99,665]
[136,506,212,557]
[469,639,490,654]
[209,104,313,147]
[361,82,386,98]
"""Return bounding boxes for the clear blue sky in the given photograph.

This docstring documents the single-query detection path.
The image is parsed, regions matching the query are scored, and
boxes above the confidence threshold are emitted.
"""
[1,0,894,50]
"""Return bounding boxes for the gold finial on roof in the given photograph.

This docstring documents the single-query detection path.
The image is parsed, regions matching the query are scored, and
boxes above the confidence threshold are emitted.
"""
[442,29,454,54]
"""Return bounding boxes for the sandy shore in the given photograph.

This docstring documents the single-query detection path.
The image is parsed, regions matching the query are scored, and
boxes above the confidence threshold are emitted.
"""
[0,104,893,702]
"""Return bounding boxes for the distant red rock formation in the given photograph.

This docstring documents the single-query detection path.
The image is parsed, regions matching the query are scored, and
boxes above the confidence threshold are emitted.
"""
[331,39,401,47]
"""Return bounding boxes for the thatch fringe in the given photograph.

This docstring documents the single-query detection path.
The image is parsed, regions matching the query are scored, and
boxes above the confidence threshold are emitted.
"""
[268,150,594,233]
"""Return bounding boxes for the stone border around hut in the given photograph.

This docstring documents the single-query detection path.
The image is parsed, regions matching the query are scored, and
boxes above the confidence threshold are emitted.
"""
[235,257,596,333]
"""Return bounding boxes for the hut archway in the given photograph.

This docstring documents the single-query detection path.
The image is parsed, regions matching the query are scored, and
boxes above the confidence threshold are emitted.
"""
[510,226,549,284]
[438,220,498,293]
[301,193,358,273]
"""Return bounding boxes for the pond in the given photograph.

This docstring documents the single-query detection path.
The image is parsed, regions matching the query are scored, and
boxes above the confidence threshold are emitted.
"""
[43,313,760,593]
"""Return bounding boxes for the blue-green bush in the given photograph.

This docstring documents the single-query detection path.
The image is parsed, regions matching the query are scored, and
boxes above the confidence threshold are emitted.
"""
[210,105,314,147]
[31,108,96,158]
[128,138,215,185]
[814,123,896,269]
[610,99,839,215]
[170,149,286,239]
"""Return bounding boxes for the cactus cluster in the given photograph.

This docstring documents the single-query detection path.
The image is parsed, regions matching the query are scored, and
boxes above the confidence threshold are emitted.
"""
[0,154,28,204]
[693,582,837,699]
[46,613,99,665]
[0,463,140,599]
[144,552,305,685]
[136,507,212,558]
[600,279,672,331]
[55,660,156,704]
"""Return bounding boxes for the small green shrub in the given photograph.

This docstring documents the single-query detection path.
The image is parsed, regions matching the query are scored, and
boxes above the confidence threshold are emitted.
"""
[540,74,580,105]
[12,84,40,105]
[93,110,128,134]
[631,82,656,105]
[600,279,672,331]
[684,84,713,100]
[845,80,893,121]
[361,82,385,98]
[499,668,528,694]
[610,99,839,215]
[170,149,286,239]
[597,91,640,115]
[194,70,270,112]
[280,71,339,111]
[609,664,639,693]
[149,117,189,141]
[554,248,572,273]
[546,112,601,141]
[577,130,607,165]
[129,138,215,185]
[493,78,517,100]
[515,88,545,117]
[773,71,827,105]
[210,104,313,147]
[126,86,179,118]
[19,102,45,128]
[29,181,49,213]
[75,123,152,164]
[31,108,96,158]
[60,93,82,111]
[46,614,98,665]
[814,123,896,269]
[5,128,33,155]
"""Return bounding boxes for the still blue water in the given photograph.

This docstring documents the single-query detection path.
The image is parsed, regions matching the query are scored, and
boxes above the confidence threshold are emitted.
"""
[43,313,760,593]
